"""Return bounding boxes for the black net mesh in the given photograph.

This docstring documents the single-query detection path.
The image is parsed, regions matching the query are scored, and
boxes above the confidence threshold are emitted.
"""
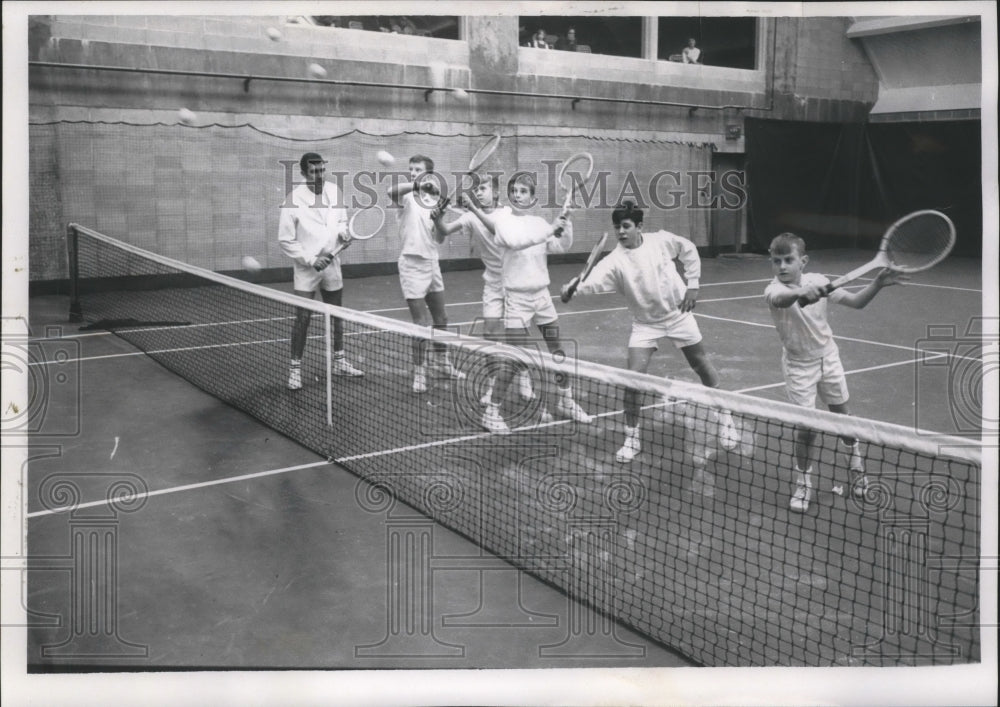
[69,225,981,667]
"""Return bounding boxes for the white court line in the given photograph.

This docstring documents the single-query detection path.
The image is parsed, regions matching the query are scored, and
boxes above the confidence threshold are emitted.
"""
[23,350,955,520]
[693,312,984,364]
[37,276,773,330]
[33,314,296,341]
[25,459,333,519]
[31,273,978,342]
[29,300,986,367]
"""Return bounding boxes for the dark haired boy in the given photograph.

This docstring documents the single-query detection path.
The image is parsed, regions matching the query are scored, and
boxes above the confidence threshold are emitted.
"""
[562,201,738,463]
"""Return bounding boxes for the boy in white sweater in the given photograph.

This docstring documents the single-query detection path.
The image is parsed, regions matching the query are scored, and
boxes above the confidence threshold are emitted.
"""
[472,172,592,434]
[431,174,534,403]
[561,201,738,462]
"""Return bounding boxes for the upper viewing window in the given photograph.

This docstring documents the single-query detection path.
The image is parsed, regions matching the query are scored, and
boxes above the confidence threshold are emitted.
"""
[519,16,643,58]
[293,15,460,39]
[657,17,758,69]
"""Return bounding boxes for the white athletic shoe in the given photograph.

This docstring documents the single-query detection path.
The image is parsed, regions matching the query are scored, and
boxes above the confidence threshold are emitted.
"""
[287,362,303,390]
[482,403,511,435]
[839,440,868,499]
[538,407,554,424]
[412,365,428,394]
[615,425,641,463]
[517,370,535,401]
[789,468,813,513]
[556,394,593,423]
[717,410,740,451]
[332,356,364,377]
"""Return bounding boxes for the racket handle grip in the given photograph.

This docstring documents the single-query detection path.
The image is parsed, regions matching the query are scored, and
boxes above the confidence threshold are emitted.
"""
[795,282,834,307]
[553,209,570,238]
[314,244,346,270]
[560,278,579,303]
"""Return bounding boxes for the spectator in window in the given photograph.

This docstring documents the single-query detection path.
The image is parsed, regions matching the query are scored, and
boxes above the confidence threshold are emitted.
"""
[529,29,550,49]
[561,27,578,51]
[682,38,701,64]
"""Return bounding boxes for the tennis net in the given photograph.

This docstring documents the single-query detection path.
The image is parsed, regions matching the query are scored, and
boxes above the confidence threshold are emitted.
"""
[67,223,982,667]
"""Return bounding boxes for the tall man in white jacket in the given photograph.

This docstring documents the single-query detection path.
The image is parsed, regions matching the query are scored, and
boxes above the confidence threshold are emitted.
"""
[278,152,363,390]
[561,201,738,462]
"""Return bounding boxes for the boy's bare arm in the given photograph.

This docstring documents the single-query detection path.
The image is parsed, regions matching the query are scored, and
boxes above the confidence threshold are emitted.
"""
[769,283,825,308]
[837,268,910,309]
[386,178,416,203]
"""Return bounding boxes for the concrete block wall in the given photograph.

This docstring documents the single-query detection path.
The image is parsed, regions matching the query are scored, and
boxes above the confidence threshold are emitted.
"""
[763,17,878,122]
[28,14,881,283]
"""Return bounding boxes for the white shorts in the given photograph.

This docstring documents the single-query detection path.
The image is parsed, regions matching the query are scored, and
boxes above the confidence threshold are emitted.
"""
[482,277,505,321]
[782,347,850,408]
[293,259,343,292]
[504,289,558,330]
[398,255,444,300]
[628,312,702,350]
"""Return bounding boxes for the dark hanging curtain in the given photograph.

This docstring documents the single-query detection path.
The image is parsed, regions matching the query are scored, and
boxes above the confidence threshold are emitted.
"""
[745,118,982,257]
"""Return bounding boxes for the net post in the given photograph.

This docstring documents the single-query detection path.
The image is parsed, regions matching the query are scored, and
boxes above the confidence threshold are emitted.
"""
[67,223,83,322]
[325,311,333,428]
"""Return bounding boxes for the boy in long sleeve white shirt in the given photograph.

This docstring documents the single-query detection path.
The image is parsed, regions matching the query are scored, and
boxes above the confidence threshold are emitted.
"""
[561,201,738,463]
[278,152,363,389]
[460,173,590,433]
[471,173,592,434]
[431,174,534,404]
[765,232,907,512]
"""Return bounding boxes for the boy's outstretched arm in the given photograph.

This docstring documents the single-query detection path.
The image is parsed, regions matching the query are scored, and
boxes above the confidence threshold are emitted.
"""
[768,282,826,308]
[837,268,910,309]
[461,195,497,235]
[386,178,413,203]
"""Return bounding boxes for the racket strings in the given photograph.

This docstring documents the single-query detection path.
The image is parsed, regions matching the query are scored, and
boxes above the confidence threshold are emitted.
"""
[885,214,955,270]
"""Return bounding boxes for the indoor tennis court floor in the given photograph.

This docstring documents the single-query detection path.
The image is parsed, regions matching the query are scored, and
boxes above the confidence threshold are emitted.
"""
[23,250,982,670]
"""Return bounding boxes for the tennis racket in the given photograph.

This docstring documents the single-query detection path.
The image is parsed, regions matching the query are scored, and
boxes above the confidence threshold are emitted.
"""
[798,210,955,306]
[316,206,385,268]
[431,133,502,213]
[561,232,609,302]
[553,152,594,237]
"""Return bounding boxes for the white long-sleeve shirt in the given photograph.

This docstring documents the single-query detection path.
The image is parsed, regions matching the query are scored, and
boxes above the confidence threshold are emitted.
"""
[277,183,348,268]
[575,229,701,324]
[456,205,511,283]
[764,272,847,359]
[492,212,573,292]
